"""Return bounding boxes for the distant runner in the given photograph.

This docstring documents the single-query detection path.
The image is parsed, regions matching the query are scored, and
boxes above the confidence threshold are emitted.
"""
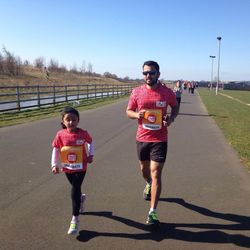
[173,80,182,113]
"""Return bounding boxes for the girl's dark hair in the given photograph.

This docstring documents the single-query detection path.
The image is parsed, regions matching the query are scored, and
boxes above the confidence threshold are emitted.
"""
[142,60,160,72]
[61,106,79,129]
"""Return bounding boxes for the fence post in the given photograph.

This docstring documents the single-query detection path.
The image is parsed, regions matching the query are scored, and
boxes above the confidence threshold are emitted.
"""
[65,86,68,103]
[77,85,80,100]
[53,84,56,105]
[37,85,40,108]
[16,85,21,111]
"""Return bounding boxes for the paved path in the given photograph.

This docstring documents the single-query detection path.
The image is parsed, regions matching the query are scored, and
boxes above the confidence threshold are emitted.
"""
[1,90,250,249]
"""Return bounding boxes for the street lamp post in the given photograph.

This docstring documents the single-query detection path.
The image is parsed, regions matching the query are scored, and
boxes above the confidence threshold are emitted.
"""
[216,36,222,95]
[209,55,216,91]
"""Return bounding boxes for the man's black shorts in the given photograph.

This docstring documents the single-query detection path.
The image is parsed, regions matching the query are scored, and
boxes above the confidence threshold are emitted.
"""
[136,141,168,163]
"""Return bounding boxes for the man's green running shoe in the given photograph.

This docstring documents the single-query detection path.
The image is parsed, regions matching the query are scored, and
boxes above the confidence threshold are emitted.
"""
[143,183,151,200]
[146,211,159,225]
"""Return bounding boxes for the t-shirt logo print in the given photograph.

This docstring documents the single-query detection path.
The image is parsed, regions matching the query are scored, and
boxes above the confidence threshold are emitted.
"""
[147,115,156,123]
[76,140,84,145]
[67,153,77,163]
[156,101,166,107]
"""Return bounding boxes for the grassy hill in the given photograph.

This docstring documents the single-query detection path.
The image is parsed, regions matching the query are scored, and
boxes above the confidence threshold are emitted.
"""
[0,66,135,87]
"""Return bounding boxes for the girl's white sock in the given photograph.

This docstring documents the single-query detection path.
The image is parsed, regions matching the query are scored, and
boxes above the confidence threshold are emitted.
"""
[72,216,78,222]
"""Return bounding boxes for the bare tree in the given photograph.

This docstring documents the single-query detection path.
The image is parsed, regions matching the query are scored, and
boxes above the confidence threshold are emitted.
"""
[1,46,22,75]
[15,56,22,75]
[34,57,45,69]
[103,71,117,79]
[124,76,130,81]
[23,59,30,66]
[59,64,67,73]
[80,60,86,74]
[87,62,93,75]
[0,52,3,73]
[48,58,59,72]
[70,64,78,74]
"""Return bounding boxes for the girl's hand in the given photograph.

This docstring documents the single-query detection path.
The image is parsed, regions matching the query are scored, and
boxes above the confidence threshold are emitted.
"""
[87,155,94,163]
[52,166,60,174]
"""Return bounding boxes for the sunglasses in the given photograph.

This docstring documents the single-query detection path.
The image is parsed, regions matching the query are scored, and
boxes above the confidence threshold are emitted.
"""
[142,70,158,76]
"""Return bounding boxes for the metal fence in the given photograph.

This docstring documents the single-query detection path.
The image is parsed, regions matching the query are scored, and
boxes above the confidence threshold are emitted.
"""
[0,83,138,112]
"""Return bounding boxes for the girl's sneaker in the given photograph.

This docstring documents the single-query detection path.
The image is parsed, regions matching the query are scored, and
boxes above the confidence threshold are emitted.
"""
[79,194,86,213]
[67,220,79,235]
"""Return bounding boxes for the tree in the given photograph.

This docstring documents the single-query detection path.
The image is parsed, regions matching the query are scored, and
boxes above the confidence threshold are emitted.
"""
[70,64,78,74]
[0,52,3,73]
[23,60,30,66]
[87,62,93,75]
[103,72,112,78]
[34,57,45,69]
[1,46,22,75]
[80,61,86,74]
[124,76,130,81]
[48,58,59,72]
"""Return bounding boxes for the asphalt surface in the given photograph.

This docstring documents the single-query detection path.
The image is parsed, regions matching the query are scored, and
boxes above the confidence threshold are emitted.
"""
[1,89,250,250]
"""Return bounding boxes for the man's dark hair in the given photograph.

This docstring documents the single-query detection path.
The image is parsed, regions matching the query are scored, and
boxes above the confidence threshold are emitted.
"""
[143,61,160,72]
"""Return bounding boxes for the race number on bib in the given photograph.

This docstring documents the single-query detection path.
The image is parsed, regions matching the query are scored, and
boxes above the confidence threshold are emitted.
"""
[60,146,83,170]
[142,109,162,130]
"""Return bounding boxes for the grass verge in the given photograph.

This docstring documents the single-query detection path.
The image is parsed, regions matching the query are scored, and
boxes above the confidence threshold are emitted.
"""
[0,96,127,128]
[198,88,250,170]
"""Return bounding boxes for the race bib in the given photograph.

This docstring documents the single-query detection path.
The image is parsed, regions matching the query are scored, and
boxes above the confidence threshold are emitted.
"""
[60,146,83,170]
[142,109,162,130]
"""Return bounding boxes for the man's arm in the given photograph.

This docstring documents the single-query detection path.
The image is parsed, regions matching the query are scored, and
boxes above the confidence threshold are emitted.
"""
[166,105,179,126]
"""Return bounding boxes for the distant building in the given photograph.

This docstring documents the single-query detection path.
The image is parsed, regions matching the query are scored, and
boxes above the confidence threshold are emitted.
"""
[224,81,250,91]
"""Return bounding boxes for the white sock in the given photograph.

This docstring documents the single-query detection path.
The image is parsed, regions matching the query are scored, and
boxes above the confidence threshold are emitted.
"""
[72,216,78,222]
[149,208,156,214]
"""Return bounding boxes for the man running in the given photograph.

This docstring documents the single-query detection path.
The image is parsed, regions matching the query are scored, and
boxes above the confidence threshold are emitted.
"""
[126,60,178,225]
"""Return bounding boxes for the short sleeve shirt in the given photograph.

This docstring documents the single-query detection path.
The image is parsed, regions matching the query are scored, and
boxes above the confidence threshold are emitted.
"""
[127,83,177,142]
[52,128,92,172]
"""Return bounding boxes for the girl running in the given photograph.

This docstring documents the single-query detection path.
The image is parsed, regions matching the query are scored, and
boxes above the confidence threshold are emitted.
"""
[51,106,94,235]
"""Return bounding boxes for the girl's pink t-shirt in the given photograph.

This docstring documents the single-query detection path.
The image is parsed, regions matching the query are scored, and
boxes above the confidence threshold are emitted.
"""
[52,128,92,173]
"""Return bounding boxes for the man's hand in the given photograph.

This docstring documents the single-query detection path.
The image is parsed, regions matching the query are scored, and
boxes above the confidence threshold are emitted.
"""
[137,109,146,119]
[163,115,175,127]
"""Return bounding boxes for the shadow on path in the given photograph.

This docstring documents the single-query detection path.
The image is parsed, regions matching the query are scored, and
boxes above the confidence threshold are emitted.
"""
[77,198,250,248]
[178,112,210,117]
[178,112,228,118]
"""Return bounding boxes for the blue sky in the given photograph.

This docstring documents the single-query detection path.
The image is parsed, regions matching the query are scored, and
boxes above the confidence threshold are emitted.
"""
[1,0,250,81]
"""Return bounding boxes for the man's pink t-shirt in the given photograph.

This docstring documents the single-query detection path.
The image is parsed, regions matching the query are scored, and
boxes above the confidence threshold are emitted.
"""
[52,128,92,173]
[127,83,177,142]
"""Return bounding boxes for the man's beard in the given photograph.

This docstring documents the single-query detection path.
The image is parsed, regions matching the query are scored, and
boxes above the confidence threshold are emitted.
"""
[145,78,158,86]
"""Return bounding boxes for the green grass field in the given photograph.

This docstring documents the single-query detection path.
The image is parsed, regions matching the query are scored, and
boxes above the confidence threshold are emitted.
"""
[198,88,250,170]
[220,89,250,104]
